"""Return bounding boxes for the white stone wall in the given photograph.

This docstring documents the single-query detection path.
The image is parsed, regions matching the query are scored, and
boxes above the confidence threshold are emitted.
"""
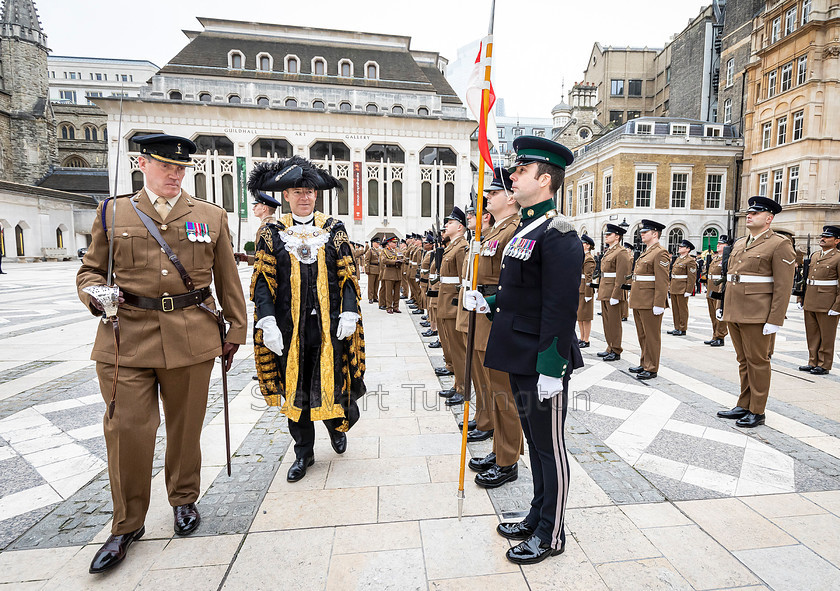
[0,190,92,260]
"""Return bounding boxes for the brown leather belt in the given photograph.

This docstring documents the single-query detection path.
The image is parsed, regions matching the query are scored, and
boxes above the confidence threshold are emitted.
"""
[122,287,212,312]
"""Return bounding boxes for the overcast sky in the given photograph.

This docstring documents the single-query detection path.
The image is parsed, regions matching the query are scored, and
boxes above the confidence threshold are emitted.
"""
[36,0,712,118]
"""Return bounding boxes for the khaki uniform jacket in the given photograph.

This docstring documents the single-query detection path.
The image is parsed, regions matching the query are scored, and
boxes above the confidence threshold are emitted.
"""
[722,230,796,325]
[437,235,468,319]
[803,248,840,313]
[597,243,632,302]
[629,242,671,309]
[474,215,519,350]
[419,250,432,287]
[580,252,596,298]
[669,255,697,295]
[379,248,403,281]
[76,189,247,369]
[364,247,380,275]
[706,253,725,299]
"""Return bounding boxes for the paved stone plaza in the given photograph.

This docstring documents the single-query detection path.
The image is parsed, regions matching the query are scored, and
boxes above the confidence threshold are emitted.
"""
[0,261,839,590]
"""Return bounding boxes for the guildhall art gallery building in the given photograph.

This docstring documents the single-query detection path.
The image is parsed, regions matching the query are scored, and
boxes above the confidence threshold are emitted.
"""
[94,18,477,248]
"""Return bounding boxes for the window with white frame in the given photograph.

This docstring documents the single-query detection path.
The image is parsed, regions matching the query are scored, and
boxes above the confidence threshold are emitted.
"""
[771,17,781,43]
[604,174,612,209]
[577,180,593,214]
[767,70,777,98]
[758,172,768,197]
[792,109,804,140]
[257,53,273,72]
[777,115,788,145]
[802,0,811,24]
[797,55,807,85]
[762,122,772,149]
[670,123,688,135]
[635,171,654,207]
[339,60,353,77]
[785,6,797,35]
[365,62,379,79]
[312,58,326,75]
[566,188,573,216]
[229,50,244,69]
[671,172,689,208]
[667,228,685,255]
[788,165,799,203]
[59,90,76,103]
[513,127,524,137]
[533,128,546,137]
[636,122,653,134]
[705,173,723,209]
[781,62,793,92]
[726,59,734,86]
[705,125,723,137]
[285,55,299,73]
[723,98,732,124]
[772,169,784,202]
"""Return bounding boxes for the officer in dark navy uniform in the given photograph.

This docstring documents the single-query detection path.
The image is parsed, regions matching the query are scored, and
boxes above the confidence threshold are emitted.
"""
[465,136,583,565]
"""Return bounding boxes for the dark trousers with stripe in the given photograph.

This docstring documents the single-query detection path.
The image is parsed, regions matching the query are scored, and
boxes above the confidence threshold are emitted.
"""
[509,373,570,550]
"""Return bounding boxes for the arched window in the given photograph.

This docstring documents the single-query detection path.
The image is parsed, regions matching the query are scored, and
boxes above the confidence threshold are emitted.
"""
[128,131,165,152]
[198,92,212,102]
[15,224,24,256]
[310,141,350,161]
[421,181,432,217]
[222,174,234,212]
[417,107,429,116]
[131,170,144,192]
[252,138,292,158]
[257,53,272,71]
[392,105,404,115]
[256,96,269,106]
[368,179,379,216]
[168,90,182,100]
[392,180,403,217]
[60,124,75,140]
[102,127,108,142]
[702,227,720,251]
[312,58,326,75]
[193,173,206,200]
[339,101,351,111]
[55,227,64,248]
[365,103,378,113]
[229,50,244,69]
[193,135,234,156]
[667,227,685,255]
[84,125,98,141]
[365,62,379,79]
[339,60,352,77]
[419,146,456,165]
[366,144,405,163]
[284,98,298,108]
[63,155,89,167]
[312,99,325,110]
[285,55,299,74]
[337,179,349,215]
[228,94,241,104]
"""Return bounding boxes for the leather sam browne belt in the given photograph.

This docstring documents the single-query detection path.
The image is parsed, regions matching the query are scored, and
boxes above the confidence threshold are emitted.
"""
[727,274,774,284]
[122,287,212,312]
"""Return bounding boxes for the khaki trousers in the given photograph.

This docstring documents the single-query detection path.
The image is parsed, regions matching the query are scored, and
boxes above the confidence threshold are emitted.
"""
[601,300,624,354]
[620,290,629,319]
[478,349,524,467]
[671,293,689,331]
[706,298,728,339]
[728,322,772,414]
[805,310,839,370]
[96,359,214,535]
[380,279,400,311]
[439,318,466,394]
[468,346,493,431]
[367,272,380,302]
[633,308,663,372]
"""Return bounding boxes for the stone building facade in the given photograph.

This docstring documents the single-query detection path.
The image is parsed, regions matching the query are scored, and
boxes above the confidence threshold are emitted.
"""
[551,83,608,150]
[719,0,765,133]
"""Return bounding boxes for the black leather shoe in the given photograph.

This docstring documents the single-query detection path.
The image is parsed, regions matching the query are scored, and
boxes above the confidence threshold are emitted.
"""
[421,315,428,320]
[378,306,387,310]
[672,330,686,336]
[467,429,494,442]
[438,387,456,398]
[506,534,564,565]
[406,299,415,304]
[602,352,620,362]
[799,365,815,372]
[89,526,145,573]
[287,456,315,482]
[704,338,715,345]
[717,406,749,419]
[709,339,724,347]
[578,341,590,348]
[329,430,347,454]
[420,322,431,327]
[629,365,643,373]
[811,367,829,375]
[736,412,765,428]
[622,317,628,321]
[459,419,477,431]
[469,452,496,472]
[428,340,441,348]
[445,394,464,406]
[435,367,454,376]
[596,351,610,358]
[496,520,535,541]
[475,463,518,488]
[422,329,436,336]
[412,309,424,315]
[636,370,657,380]
[173,502,200,536]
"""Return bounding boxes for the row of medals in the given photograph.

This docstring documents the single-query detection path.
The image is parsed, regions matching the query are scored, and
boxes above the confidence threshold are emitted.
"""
[186,222,212,243]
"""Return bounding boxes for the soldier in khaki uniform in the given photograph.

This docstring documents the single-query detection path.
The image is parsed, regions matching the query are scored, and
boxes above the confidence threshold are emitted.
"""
[77,135,247,573]
[667,240,697,336]
[426,238,443,347]
[629,219,670,380]
[596,224,632,362]
[436,208,468,401]
[379,236,403,313]
[418,234,435,333]
[363,237,381,304]
[798,225,840,375]
[577,235,596,348]
[620,242,633,320]
[718,197,796,427]
[704,236,730,346]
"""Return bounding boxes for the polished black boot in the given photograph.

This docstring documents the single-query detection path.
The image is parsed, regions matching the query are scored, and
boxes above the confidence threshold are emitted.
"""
[506,534,564,565]
[467,428,493,442]
[458,419,477,431]
[173,503,200,536]
[329,430,347,454]
[636,370,657,380]
[496,520,535,540]
[435,367,454,376]
[736,412,765,428]
[709,339,724,347]
[469,452,496,472]
[89,526,145,573]
[438,387,456,398]
[287,455,315,482]
[445,393,464,406]
[717,406,749,419]
[628,365,644,373]
[602,352,620,362]
[475,463,518,488]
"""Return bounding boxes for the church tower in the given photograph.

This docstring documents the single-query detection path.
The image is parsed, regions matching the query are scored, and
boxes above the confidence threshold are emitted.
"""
[0,0,57,183]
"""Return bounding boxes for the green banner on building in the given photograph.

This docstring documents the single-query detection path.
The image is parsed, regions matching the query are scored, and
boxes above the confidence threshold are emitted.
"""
[236,156,248,220]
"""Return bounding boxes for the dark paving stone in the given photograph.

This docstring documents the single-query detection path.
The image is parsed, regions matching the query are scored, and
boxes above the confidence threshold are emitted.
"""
[572,411,623,442]
[794,462,840,493]
[0,505,54,550]
[0,457,46,496]
[78,436,108,463]
[638,469,729,502]
[586,389,648,413]
[671,404,723,428]
[43,405,102,433]
[647,430,744,479]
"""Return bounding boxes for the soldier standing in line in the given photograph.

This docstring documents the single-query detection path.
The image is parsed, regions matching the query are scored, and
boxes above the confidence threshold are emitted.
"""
[798,225,840,375]
[577,235,596,348]
[436,208,469,403]
[363,237,381,304]
[620,242,633,321]
[667,240,697,336]
[379,236,403,313]
[596,224,632,362]
[704,236,730,347]
[717,197,796,427]
[628,219,670,380]
[426,233,444,348]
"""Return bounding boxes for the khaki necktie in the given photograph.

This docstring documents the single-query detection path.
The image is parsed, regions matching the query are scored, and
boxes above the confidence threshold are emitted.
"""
[154,196,171,221]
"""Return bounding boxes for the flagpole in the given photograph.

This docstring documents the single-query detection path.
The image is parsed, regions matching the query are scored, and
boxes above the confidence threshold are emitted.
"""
[458,0,495,521]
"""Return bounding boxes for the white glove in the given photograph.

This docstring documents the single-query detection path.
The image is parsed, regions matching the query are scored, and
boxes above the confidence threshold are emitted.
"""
[716,308,723,320]
[684,293,691,298]
[829,310,840,317]
[796,302,804,310]
[336,312,361,340]
[464,290,490,314]
[585,297,592,303]
[256,316,284,356]
[537,374,564,402]
[609,298,619,306]
[762,323,779,335]
[653,306,665,316]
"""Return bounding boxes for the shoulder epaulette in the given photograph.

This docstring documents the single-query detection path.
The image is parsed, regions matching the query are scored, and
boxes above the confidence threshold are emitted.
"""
[547,217,575,234]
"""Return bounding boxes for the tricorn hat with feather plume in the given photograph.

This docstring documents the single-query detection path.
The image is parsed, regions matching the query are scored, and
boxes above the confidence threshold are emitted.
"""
[248,155,342,196]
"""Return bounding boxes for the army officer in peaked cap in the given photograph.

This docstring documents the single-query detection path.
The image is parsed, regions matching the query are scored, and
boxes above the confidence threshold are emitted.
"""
[596,223,632,361]
[465,136,584,565]
[718,196,795,427]
[77,134,247,573]
[799,225,840,375]
[667,239,697,337]
[577,234,596,348]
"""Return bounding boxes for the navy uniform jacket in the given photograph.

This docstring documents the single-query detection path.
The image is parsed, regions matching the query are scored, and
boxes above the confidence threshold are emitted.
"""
[484,199,585,378]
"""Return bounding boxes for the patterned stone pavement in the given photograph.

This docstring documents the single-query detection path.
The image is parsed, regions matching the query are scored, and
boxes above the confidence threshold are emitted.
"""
[1,261,839,590]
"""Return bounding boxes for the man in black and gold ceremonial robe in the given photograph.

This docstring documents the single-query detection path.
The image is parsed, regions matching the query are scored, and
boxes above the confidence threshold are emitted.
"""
[466,136,583,566]
[249,156,365,483]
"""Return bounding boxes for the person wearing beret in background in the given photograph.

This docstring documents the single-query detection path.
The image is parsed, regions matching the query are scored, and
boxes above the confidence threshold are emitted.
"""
[77,134,247,573]
[717,196,796,428]
[577,234,596,348]
[596,224,632,362]
[798,225,840,376]
[667,239,697,337]
[249,155,365,481]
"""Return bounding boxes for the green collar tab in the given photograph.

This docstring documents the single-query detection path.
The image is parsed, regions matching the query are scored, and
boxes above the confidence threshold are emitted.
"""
[520,199,556,221]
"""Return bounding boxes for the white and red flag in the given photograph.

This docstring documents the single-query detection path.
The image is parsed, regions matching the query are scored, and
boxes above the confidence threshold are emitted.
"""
[465,35,497,170]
